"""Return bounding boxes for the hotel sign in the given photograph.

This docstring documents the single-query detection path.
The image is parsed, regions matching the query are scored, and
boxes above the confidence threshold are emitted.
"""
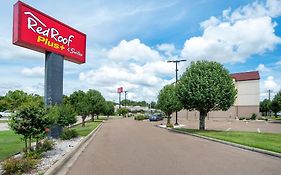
[13,1,86,64]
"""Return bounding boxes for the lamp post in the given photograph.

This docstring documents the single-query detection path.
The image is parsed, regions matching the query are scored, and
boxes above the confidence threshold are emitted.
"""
[124,91,128,108]
[167,59,187,125]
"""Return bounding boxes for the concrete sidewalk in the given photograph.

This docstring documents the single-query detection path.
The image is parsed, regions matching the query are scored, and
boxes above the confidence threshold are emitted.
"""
[66,118,280,175]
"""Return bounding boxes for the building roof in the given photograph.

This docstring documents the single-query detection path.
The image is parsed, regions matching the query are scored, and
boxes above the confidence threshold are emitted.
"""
[231,71,260,82]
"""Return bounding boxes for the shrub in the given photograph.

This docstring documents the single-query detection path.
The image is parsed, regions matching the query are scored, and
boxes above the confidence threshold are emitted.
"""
[39,139,54,152]
[250,113,257,120]
[25,150,43,159]
[134,114,148,121]
[2,157,37,174]
[60,129,78,140]
[166,123,174,128]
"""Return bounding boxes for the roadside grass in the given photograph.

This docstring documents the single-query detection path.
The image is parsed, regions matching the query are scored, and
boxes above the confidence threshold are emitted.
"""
[0,120,8,123]
[0,130,23,160]
[72,120,102,136]
[174,128,281,154]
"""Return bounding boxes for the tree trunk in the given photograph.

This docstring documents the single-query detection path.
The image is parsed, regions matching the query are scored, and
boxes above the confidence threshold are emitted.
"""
[167,115,171,125]
[82,115,86,127]
[36,138,39,150]
[29,136,32,152]
[24,138,28,153]
[97,115,99,120]
[91,114,95,121]
[199,111,207,130]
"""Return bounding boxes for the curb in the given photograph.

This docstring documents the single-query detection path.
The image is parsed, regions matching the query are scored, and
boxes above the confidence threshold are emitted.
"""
[45,121,104,175]
[171,128,281,159]
[156,125,281,159]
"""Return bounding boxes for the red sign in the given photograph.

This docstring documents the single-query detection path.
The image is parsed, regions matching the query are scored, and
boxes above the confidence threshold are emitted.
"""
[13,1,86,64]
[117,87,123,93]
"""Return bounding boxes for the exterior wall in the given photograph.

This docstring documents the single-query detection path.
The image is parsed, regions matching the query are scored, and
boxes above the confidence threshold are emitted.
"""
[235,80,259,106]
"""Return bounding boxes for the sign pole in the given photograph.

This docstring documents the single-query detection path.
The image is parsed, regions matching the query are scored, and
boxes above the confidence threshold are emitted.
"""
[44,51,64,106]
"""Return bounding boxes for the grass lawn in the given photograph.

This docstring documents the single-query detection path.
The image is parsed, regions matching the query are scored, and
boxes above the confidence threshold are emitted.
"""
[175,128,281,154]
[0,120,8,123]
[0,130,23,161]
[72,120,102,136]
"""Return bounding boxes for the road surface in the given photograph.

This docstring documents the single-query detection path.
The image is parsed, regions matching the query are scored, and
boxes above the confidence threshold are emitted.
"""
[67,118,280,175]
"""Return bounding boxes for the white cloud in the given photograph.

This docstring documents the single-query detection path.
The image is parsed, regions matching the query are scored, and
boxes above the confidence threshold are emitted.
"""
[276,60,281,65]
[107,39,162,64]
[79,39,174,102]
[264,76,280,92]
[181,0,281,63]
[157,43,175,56]
[21,67,44,77]
[256,64,270,72]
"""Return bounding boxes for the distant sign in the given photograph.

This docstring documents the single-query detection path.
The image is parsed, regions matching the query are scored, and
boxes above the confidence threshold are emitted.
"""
[13,1,86,64]
[117,87,123,93]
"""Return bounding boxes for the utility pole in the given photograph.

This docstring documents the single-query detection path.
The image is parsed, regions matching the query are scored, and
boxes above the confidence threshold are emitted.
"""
[124,91,128,108]
[268,89,271,101]
[167,59,187,125]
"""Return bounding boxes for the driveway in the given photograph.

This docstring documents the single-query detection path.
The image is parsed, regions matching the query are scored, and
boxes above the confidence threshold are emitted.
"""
[67,118,280,175]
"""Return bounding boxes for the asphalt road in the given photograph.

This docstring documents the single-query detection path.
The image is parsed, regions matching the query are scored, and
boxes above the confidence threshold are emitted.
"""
[67,118,280,175]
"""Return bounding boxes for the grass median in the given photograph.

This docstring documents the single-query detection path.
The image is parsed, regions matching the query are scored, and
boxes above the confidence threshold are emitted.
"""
[174,128,281,154]
[0,120,8,123]
[72,120,102,136]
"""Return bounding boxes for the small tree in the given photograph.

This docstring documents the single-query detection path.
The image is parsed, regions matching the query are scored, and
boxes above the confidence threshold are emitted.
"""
[176,60,237,130]
[270,90,281,117]
[104,101,115,118]
[157,84,182,125]
[9,101,48,152]
[4,90,30,111]
[69,90,90,127]
[260,99,271,116]
[87,89,106,120]
[117,108,129,117]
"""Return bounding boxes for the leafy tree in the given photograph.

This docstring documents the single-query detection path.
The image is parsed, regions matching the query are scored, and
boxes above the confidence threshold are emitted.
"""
[150,101,157,109]
[176,60,237,130]
[46,104,77,128]
[260,99,271,116]
[270,91,281,117]
[104,101,115,118]
[69,90,90,127]
[157,84,182,125]
[87,89,106,120]
[9,101,48,152]
[117,108,129,117]
[4,90,30,111]
[0,99,9,112]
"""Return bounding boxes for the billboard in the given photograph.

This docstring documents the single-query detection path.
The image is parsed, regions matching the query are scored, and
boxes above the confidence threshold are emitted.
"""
[117,87,123,93]
[13,1,86,64]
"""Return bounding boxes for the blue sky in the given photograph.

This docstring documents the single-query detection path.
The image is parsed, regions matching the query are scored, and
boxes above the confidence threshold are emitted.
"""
[0,0,281,102]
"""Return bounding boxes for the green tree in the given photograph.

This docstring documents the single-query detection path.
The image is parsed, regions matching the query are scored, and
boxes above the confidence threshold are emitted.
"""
[69,90,90,127]
[270,91,281,117]
[157,84,182,125]
[104,101,115,118]
[176,60,237,130]
[87,89,106,120]
[4,90,30,111]
[150,101,157,109]
[46,104,77,128]
[117,108,129,117]
[9,101,48,152]
[260,99,271,116]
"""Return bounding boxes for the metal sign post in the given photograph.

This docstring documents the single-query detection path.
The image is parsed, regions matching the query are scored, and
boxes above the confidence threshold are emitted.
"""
[44,52,64,106]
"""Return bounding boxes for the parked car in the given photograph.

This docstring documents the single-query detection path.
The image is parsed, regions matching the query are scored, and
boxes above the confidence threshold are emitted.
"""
[0,110,13,118]
[149,114,163,121]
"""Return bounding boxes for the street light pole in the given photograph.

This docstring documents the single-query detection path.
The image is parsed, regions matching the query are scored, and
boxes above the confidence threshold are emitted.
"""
[124,91,128,108]
[167,59,187,125]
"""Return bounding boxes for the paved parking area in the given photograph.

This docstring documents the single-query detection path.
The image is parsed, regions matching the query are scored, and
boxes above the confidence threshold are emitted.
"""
[154,116,281,133]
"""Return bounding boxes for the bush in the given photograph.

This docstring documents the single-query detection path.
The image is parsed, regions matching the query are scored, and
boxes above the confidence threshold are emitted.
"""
[39,139,54,152]
[25,150,43,159]
[250,113,257,120]
[2,157,37,174]
[60,129,78,140]
[134,114,148,120]
[166,123,174,128]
